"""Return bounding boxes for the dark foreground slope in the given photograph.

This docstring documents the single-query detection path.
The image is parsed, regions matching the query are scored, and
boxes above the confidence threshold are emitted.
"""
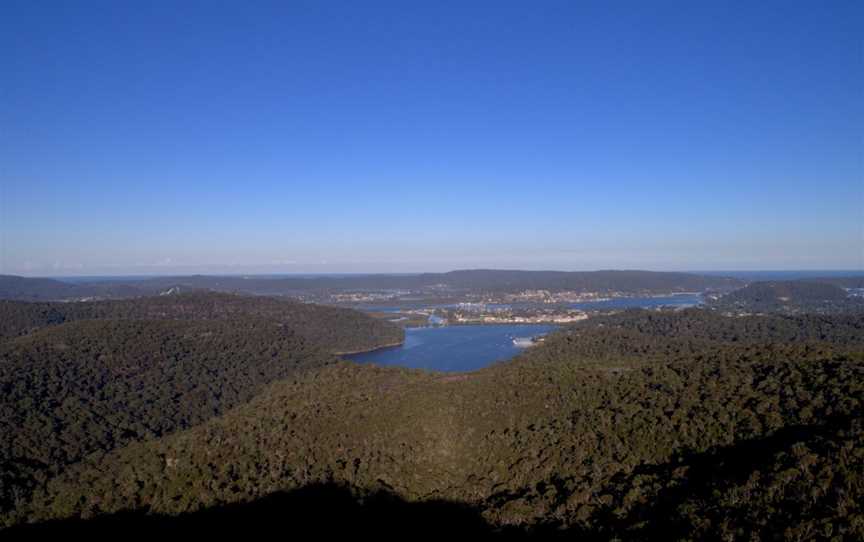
[0,294,402,520]
[6,310,863,539]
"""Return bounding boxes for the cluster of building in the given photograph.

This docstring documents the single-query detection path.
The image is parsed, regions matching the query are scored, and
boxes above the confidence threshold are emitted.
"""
[328,291,403,303]
[441,308,588,325]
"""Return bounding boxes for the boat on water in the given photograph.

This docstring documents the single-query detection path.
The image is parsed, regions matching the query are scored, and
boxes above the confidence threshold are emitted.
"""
[512,333,549,347]
[512,336,536,348]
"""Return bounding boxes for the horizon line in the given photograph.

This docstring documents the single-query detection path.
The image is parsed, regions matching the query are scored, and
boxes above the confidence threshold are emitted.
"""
[5,268,864,280]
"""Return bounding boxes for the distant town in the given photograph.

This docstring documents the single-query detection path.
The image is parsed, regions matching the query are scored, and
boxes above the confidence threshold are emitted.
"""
[319,288,706,326]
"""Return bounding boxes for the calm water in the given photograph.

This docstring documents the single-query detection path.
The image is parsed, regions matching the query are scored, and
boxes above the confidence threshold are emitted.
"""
[345,324,557,372]
[569,292,704,310]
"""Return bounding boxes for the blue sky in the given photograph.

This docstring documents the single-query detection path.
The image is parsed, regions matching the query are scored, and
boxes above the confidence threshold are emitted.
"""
[2,0,862,275]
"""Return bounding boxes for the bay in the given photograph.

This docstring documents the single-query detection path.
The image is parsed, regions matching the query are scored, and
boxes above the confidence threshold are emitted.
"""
[345,324,557,372]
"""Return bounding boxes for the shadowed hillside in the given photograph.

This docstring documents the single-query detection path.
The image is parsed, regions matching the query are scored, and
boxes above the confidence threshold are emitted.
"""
[0,294,402,519]
[4,483,495,539]
[6,418,863,541]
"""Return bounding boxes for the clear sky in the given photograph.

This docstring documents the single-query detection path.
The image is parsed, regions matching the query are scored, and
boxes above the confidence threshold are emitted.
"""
[2,0,862,276]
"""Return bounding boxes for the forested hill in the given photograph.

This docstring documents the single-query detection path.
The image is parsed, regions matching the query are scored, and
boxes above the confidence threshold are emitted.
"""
[7,309,863,539]
[0,293,402,520]
[0,275,141,301]
[805,276,864,289]
[565,308,864,347]
[0,292,403,353]
[0,270,745,301]
[710,280,864,314]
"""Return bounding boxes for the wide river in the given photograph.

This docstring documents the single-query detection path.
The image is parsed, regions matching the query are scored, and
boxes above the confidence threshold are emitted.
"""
[345,324,558,372]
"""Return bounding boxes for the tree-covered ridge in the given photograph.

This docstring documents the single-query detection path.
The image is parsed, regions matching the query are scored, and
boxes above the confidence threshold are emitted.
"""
[0,318,337,516]
[566,308,864,347]
[710,280,864,315]
[9,310,863,539]
[0,275,141,302]
[807,276,864,289]
[0,293,402,520]
[0,292,403,353]
[0,301,67,340]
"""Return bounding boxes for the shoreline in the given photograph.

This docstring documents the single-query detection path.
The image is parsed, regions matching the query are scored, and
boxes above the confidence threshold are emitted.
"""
[334,340,405,356]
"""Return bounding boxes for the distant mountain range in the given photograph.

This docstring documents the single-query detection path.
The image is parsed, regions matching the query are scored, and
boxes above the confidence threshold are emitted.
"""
[0,274,143,301]
[5,270,863,306]
[0,270,751,301]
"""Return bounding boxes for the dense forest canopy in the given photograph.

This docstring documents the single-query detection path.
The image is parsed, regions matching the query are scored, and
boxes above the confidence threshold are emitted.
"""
[709,281,864,315]
[0,293,402,520]
[568,308,864,347]
[3,305,862,539]
[0,292,403,352]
